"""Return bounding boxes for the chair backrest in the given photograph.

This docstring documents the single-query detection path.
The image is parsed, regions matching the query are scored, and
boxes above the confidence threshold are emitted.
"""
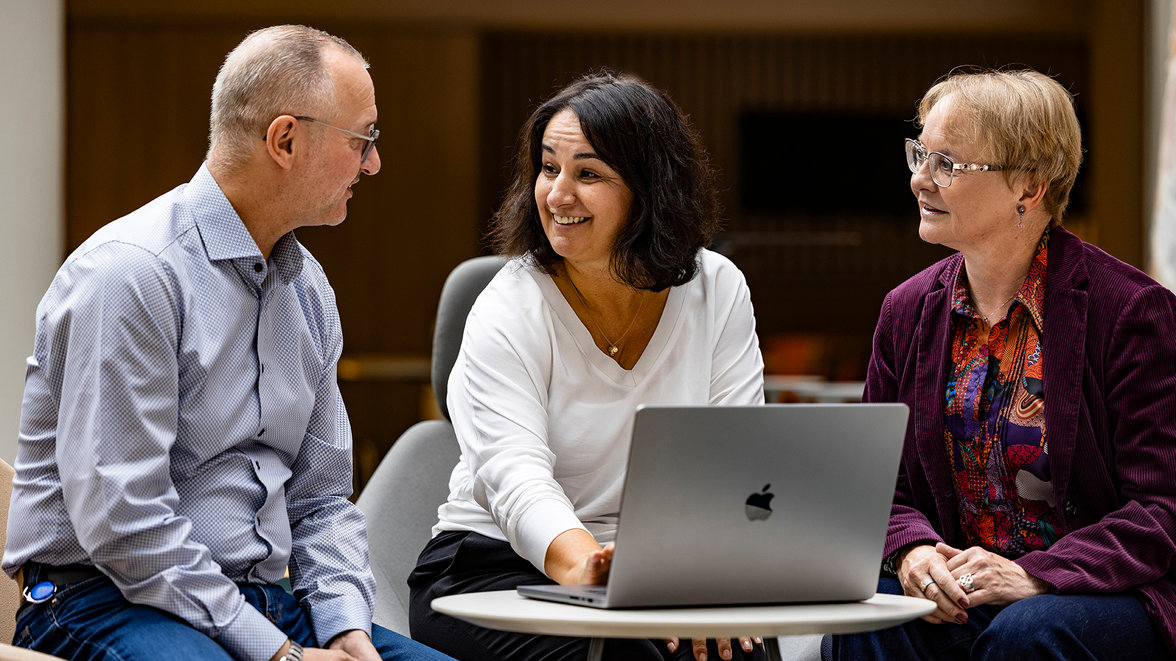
[430,255,507,420]
[357,420,460,634]
[1,459,20,644]
[357,255,505,635]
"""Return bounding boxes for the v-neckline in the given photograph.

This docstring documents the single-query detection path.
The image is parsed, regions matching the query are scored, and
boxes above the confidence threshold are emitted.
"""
[537,271,684,383]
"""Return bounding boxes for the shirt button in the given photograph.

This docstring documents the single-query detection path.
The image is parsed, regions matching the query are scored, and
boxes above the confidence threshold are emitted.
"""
[253,263,263,273]
[1064,500,1078,516]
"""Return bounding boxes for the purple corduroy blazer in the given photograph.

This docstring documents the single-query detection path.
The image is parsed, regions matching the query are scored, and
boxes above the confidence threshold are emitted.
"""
[865,225,1176,653]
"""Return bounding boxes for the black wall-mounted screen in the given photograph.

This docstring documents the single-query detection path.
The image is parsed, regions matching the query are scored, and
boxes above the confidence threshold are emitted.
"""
[738,108,1088,221]
[739,110,916,220]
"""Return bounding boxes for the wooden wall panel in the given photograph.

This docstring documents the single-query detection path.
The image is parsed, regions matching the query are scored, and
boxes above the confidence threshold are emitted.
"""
[67,25,233,247]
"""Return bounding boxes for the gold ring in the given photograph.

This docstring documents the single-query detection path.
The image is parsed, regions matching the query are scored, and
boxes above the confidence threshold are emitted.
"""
[919,576,935,593]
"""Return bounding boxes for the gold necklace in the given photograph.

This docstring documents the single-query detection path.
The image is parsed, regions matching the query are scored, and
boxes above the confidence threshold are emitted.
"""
[566,276,646,358]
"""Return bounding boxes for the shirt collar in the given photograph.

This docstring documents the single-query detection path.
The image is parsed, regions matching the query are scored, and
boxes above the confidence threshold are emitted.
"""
[269,232,305,284]
[951,226,1050,332]
[185,163,304,283]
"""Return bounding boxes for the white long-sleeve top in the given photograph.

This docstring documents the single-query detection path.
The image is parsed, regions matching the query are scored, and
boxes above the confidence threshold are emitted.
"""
[434,249,765,573]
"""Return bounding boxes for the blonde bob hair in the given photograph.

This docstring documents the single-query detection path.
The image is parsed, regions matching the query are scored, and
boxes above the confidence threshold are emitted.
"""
[916,67,1083,221]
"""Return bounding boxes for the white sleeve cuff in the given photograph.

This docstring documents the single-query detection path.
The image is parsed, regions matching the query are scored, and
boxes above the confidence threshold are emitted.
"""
[512,498,590,574]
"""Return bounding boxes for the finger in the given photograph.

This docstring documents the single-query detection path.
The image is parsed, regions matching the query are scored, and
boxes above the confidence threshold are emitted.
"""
[593,550,611,572]
[922,581,967,623]
[665,638,679,654]
[739,637,755,652]
[924,611,955,625]
[935,541,964,559]
[942,547,980,572]
[585,550,612,585]
[941,573,972,610]
[929,564,969,610]
[938,592,967,625]
[935,581,969,619]
[919,606,957,625]
[715,637,733,660]
[692,637,708,661]
[943,554,969,572]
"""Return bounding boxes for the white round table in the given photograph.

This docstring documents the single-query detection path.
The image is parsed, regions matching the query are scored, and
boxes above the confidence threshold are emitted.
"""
[433,590,934,661]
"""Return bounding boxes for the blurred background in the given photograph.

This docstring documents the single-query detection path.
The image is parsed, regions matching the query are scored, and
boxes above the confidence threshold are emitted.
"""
[2,0,1170,490]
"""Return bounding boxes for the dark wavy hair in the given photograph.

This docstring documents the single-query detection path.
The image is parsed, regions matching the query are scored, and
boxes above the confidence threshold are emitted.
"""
[488,71,720,291]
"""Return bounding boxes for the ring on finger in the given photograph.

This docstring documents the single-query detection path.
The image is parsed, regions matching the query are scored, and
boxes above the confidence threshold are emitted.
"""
[958,572,974,593]
[919,576,935,593]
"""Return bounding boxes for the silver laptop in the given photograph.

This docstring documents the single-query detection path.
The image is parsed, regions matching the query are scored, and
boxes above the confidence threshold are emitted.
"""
[518,403,909,609]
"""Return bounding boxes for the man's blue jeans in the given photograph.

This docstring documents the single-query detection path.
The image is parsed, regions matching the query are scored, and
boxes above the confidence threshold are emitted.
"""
[823,577,1170,660]
[13,571,453,660]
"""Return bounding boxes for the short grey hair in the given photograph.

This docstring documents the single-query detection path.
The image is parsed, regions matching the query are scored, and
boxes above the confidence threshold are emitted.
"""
[207,25,368,173]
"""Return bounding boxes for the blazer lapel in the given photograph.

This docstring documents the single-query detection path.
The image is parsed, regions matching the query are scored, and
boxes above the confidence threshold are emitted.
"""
[914,258,962,541]
[1041,226,1089,503]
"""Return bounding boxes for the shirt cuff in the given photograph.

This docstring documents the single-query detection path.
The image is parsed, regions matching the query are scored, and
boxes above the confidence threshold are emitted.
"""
[306,593,374,647]
[514,498,589,574]
[215,599,289,661]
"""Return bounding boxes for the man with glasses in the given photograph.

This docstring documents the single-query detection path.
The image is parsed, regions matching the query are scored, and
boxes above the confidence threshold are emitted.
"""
[3,25,452,661]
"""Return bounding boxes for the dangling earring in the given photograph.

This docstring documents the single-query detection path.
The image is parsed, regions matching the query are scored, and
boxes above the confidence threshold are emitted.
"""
[1017,204,1026,230]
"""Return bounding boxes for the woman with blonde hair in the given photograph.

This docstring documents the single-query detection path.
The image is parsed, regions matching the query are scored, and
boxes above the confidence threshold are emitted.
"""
[826,67,1176,659]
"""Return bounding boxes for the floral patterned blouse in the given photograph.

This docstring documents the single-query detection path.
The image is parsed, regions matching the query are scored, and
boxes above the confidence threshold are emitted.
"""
[944,228,1063,558]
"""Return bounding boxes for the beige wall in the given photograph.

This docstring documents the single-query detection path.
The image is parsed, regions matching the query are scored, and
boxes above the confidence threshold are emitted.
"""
[1,0,64,463]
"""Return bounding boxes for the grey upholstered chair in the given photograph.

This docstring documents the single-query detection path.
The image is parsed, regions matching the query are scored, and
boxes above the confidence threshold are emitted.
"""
[356,255,506,635]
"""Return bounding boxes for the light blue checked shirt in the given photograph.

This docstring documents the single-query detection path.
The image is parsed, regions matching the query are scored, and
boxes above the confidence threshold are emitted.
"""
[3,165,375,661]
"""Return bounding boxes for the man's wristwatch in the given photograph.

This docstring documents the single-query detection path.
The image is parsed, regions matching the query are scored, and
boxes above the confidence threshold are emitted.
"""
[279,641,303,661]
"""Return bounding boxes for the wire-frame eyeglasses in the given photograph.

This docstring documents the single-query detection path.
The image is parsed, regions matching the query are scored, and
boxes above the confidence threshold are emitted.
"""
[295,116,379,163]
[905,138,1004,188]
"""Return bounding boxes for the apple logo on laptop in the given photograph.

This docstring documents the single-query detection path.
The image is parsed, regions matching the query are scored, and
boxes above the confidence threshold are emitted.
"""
[744,484,774,521]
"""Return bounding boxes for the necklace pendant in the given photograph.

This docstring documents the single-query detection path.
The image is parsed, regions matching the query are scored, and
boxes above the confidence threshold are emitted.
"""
[608,345,619,357]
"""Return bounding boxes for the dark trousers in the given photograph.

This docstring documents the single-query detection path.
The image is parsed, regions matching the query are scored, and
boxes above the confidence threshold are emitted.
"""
[409,531,769,661]
[824,577,1171,661]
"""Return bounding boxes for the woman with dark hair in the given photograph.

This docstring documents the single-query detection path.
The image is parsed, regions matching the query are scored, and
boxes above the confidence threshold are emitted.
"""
[408,72,767,661]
